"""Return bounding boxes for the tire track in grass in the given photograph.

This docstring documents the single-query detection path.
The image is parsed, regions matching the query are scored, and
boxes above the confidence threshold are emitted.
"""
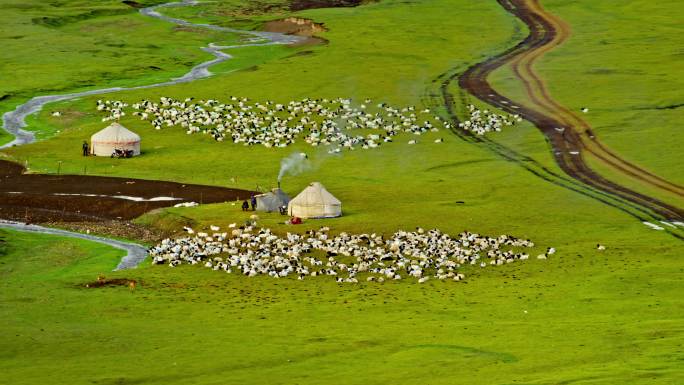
[486,0,684,222]
[423,0,683,239]
[423,69,679,233]
[509,0,684,197]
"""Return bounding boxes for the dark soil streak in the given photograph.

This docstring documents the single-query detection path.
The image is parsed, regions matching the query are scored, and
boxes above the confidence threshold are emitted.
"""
[636,103,684,111]
[424,70,667,227]
[83,278,137,288]
[424,0,683,239]
[506,0,684,198]
[290,0,375,11]
[0,160,254,223]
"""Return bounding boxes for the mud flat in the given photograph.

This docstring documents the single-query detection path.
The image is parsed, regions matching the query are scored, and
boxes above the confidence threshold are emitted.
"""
[0,160,254,223]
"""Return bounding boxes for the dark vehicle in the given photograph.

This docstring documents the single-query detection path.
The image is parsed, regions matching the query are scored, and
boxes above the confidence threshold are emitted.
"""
[111,149,134,158]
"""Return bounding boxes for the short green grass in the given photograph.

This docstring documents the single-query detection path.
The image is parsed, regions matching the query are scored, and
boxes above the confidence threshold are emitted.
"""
[2,220,682,385]
[1,0,683,384]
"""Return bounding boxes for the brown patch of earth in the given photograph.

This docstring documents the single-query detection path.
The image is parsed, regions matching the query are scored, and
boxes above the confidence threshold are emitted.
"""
[264,17,327,36]
[263,17,328,46]
[83,277,138,288]
[0,160,255,223]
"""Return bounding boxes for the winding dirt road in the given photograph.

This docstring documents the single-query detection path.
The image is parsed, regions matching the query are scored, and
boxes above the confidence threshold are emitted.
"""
[506,0,684,198]
[445,0,683,234]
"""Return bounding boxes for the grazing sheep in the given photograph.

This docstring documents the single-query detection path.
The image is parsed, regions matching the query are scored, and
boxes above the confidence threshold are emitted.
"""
[100,97,457,153]
[148,224,547,284]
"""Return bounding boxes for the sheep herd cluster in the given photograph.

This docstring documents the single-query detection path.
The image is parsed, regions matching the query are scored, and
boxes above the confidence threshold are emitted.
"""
[95,97,520,151]
[148,225,551,283]
[97,100,128,120]
[96,97,447,151]
[459,104,522,135]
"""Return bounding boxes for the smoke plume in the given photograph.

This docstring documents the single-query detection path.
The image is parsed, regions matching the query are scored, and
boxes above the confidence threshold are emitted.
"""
[278,152,311,182]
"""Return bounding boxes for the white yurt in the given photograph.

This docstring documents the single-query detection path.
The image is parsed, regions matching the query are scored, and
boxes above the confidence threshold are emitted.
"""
[255,188,290,212]
[288,182,341,218]
[90,122,141,157]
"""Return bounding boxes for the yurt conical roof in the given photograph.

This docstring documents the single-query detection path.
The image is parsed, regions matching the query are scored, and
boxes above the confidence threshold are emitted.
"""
[288,182,341,218]
[91,122,140,143]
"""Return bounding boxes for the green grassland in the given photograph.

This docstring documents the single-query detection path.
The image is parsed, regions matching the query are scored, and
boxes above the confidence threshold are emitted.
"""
[1,0,683,384]
[1,227,682,385]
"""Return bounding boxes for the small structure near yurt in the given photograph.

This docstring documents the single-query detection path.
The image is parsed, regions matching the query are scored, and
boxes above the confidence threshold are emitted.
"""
[255,188,290,213]
[288,182,341,219]
[91,122,141,157]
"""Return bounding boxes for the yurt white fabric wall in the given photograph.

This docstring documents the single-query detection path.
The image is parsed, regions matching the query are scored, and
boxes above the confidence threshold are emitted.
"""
[91,122,141,156]
[288,182,341,218]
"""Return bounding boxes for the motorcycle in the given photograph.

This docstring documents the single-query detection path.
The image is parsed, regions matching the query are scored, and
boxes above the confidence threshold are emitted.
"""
[111,148,134,158]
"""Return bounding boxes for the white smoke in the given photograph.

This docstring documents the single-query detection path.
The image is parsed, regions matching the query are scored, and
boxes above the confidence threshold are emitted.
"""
[278,152,311,182]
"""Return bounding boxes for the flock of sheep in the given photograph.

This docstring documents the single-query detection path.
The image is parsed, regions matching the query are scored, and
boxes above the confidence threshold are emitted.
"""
[95,97,520,151]
[459,104,522,135]
[148,225,552,283]
[97,97,444,150]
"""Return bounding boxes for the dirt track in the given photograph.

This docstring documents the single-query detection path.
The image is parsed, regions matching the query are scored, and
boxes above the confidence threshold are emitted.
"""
[0,160,254,223]
[506,0,684,197]
[456,0,683,222]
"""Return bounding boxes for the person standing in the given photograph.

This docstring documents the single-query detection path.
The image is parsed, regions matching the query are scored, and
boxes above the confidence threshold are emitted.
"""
[82,141,89,156]
[250,195,257,211]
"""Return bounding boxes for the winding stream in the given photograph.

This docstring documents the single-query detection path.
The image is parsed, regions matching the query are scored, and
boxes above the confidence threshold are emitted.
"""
[0,1,302,268]
[0,220,148,270]
[0,0,301,149]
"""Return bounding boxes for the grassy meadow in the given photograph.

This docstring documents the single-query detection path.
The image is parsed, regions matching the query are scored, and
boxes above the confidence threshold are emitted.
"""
[1,226,682,385]
[1,0,683,384]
